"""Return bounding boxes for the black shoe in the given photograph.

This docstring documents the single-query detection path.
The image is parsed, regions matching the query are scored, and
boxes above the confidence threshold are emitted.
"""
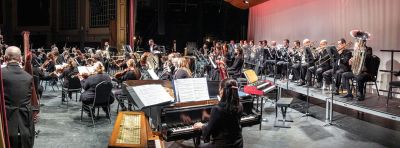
[315,83,322,88]
[341,94,353,98]
[297,81,305,86]
[356,96,365,101]
[304,82,313,87]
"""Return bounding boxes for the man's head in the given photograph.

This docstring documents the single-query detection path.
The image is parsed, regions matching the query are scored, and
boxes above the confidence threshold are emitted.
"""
[5,46,22,63]
[104,42,109,46]
[148,39,154,46]
[283,39,290,47]
[271,41,277,47]
[320,40,328,47]
[294,40,301,47]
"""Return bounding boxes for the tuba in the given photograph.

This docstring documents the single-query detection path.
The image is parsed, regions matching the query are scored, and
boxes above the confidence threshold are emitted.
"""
[350,30,371,75]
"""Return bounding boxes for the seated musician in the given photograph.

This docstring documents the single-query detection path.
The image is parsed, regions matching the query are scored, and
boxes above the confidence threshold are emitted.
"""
[41,52,57,85]
[114,59,141,111]
[322,38,352,94]
[341,44,376,100]
[173,57,192,79]
[289,40,301,81]
[304,40,330,88]
[2,46,35,148]
[295,39,315,86]
[227,47,244,78]
[265,41,277,77]
[276,39,290,80]
[193,78,243,148]
[59,58,79,102]
[79,64,115,117]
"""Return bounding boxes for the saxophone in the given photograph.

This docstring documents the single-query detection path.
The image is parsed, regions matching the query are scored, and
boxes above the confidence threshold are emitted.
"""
[350,30,370,75]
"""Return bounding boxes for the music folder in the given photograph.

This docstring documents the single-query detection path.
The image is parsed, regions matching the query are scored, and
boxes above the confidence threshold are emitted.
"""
[125,84,174,110]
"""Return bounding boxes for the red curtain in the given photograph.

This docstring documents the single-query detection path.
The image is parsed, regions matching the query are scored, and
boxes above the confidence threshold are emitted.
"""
[248,0,400,95]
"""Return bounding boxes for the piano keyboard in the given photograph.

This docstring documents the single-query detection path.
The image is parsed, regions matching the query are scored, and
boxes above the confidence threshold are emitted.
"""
[165,115,260,137]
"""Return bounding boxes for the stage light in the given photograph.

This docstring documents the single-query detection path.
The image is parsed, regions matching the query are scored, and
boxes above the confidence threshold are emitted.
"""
[243,0,249,4]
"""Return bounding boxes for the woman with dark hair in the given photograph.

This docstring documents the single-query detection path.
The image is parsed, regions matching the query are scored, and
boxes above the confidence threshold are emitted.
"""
[194,78,243,148]
[227,47,244,78]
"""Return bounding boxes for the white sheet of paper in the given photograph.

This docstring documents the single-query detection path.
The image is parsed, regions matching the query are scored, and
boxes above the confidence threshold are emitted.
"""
[77,66,89,74]
[147,69,159,80]
[132,84,174,107]
[174,78,210,102]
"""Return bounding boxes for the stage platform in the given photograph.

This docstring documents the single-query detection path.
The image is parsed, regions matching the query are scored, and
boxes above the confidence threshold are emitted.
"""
[264,77,400,122]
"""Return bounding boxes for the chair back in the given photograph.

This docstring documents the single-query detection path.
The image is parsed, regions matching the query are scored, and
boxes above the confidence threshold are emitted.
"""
[93,81,113,106]
[370,55,380,81]
[68,76,82,90]
[244,69,258,84]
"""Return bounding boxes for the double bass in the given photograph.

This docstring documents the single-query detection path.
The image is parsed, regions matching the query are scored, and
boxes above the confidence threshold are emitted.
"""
[22,31,40,123]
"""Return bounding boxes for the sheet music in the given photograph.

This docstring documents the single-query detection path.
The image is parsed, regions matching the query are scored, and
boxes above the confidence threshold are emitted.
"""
[78,66,95,75]
[132,84,174,107]
[174,78,210,102]
[147,69,159,80]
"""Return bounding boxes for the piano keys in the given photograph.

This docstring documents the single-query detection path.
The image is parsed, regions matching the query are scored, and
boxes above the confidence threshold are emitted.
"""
[108,111,164,148]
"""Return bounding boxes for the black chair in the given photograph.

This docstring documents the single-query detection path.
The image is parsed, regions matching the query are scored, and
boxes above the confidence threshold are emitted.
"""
[62,76,82,108]
[80,81,113,127]
[388,81,400,106]
[41,74,59,91]
[363,55,380,96]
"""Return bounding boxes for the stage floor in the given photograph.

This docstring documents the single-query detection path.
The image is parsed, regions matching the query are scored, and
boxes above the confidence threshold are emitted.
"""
[32,82,400,148]
[264,76,400,122]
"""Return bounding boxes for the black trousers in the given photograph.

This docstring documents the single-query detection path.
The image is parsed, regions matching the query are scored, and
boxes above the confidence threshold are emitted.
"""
[264,60,276,75]
[341,72,372,96]
[323,69,347,90]
[277,61,290,78]
[292,63,311,81]
[305,65,330,84]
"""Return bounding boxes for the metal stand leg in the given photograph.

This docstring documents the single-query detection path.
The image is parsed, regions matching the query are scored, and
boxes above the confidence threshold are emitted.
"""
[302,84,315,117]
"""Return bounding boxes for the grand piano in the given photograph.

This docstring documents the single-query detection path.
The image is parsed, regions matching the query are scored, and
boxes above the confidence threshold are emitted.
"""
[122,80,262,146]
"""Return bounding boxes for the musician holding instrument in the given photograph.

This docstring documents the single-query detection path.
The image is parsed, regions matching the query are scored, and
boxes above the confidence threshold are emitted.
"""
[173,57,192,80]
[341,41,375,100]
[114,59,141,111]
[322,38,352,94]
[227,47,244,78]
[59,58,79,102]
[193,78,243,148]
[304,40,331,88]
[40,52,57,85]
[79,64,114,117]
[295,39,315,86]
[289,40,302,81]
[276,39,291,80]
[2,46,35,148]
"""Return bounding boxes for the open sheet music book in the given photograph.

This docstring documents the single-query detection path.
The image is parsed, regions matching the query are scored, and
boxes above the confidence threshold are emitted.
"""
[77,66,95,75]
[174,78,210,102]
[130,84,174,107]
[147,69,159,80]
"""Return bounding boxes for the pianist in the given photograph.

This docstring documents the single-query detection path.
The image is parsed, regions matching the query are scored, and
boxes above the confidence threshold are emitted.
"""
[193,78,243,148]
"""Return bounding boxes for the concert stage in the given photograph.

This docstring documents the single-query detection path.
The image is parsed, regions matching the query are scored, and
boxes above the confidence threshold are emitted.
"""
[264,77,400,122]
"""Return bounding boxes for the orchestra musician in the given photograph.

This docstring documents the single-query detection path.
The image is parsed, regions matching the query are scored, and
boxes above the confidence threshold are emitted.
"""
[304,40,330,88]
[193,78,243,148]
[265,41,277,77]
[79,64,114,117]
[32,54,44,99]
[276,39,290,79]
[2,46,35,148]
[341,44,375,100]
[227,47,244,79]
[53,49,64,65]
[289,40,301,81]
[173,57,192,80]
[59,58,79,102]
[148,39,159,53]
[322,38,352,94]
[294,39,315,86]
[114,59,141,111]
[40,52,57,85]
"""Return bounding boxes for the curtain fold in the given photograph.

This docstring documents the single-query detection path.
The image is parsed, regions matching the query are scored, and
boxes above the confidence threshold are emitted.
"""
[248,0,400,95]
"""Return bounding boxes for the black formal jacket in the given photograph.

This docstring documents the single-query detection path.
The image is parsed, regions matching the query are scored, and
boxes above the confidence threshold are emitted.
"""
[59,67,79,87]
[202,102,243,148]
[338,49,352,72]
[118,69,141,82]
[228,56,244,75]
[2,63,35,148]
[303,47,315,64]
[81,73,113,103]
